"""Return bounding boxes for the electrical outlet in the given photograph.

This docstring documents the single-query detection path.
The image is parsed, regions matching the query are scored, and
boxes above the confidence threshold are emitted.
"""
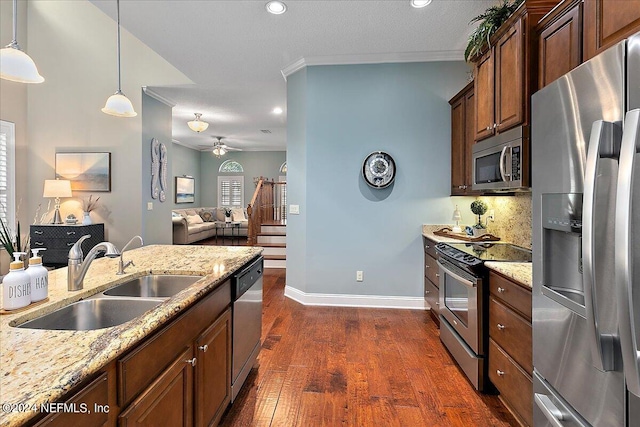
[356,271,364,282]
[289,204,300,215]
[487,210,495,222]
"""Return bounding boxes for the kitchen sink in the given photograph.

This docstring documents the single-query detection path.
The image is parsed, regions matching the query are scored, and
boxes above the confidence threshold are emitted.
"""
[17,298,162,331]
[103,275,202,298]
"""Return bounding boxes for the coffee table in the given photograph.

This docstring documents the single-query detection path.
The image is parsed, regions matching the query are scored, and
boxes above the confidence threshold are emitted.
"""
[214,221,241,245]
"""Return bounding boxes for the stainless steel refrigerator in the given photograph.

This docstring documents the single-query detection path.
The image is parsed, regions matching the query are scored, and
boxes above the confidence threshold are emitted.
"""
[532,32,640,426]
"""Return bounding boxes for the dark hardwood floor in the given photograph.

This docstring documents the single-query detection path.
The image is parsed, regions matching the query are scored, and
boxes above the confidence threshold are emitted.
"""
[220,269,518,426]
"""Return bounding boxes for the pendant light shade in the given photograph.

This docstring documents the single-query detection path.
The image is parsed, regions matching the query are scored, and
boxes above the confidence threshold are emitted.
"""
[212,146,227,158]
[102,0,137,118]
[0,0,44,83]
[188,113,209,133]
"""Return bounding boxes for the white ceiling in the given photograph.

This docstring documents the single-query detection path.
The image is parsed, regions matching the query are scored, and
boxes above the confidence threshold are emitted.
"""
[90,0,494,151]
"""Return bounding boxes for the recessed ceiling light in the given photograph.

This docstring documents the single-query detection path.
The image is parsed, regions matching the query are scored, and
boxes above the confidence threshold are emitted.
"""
[273,107,283,115]
[266,1,287,15]
[411,0,432,8]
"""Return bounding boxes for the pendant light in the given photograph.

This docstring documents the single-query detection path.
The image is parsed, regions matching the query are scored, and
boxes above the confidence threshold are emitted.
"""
[102,0,137,117]
[188,113,209,133]
[0,0,44,83]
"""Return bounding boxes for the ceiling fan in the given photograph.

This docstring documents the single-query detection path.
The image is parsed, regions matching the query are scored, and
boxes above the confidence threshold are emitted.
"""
[198,136,242,158]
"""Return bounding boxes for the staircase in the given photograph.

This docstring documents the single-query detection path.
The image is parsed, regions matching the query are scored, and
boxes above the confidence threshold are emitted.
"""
[247,177,287,269]
[257,222,286,268]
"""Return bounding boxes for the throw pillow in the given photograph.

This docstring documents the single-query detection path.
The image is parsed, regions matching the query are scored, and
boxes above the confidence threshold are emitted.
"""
[215,209,226,222]
[199,209,214,222]
[186,214,204,225]
[231,208,246,221]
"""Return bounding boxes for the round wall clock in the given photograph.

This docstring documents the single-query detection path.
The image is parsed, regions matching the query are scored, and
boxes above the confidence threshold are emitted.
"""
[362,151,396,188]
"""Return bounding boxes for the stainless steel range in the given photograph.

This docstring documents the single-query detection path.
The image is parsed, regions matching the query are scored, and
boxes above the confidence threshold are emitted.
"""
[435,242,532,391]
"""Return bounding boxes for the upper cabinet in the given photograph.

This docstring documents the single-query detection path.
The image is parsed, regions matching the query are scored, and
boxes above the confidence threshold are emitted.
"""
[583,0,640,60]
[450,82,477,195]
[472,1,556,142]
[537,0,583,89]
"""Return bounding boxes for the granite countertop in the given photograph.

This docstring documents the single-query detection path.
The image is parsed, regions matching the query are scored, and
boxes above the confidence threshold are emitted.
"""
[422,224,532,289]
[0,244,262,427]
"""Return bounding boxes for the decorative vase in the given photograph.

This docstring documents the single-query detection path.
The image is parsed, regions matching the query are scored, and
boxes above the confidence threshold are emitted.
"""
[225,216,231,223]
[472,227,486,237]
[82,212,92,225]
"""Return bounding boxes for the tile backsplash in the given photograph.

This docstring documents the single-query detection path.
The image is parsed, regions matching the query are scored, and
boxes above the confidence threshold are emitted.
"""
[478,193,532,249]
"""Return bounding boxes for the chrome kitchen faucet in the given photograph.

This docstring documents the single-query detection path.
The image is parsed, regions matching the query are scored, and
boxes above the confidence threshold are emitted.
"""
[67,235,120,291]
[117,235,143,275]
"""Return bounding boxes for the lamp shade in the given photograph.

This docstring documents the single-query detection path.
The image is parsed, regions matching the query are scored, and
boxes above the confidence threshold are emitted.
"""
[188,113,209,133]
[212,146,227,157]
[102,92,137,117]
[0,46,44,83]
[43,179,72,198]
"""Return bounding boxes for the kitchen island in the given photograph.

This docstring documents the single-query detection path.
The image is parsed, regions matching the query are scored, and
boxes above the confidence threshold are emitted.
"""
[0,244,262,427]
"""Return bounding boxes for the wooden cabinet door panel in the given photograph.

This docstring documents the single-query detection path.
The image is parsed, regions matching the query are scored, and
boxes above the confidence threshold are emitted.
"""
[119,347,194,427]
[495,18,524,132]
[474,50,495,141]
[425,254,439,287]
[195,309,232,427]
[464,89,476,192]
[489,297,533,374]
[539,2,582,88]
[450,95,466,195]
[424,276,440,318]
[584,0,640,59]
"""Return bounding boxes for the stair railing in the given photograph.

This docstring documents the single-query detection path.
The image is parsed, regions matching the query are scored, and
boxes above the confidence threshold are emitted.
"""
[247,177,286,246]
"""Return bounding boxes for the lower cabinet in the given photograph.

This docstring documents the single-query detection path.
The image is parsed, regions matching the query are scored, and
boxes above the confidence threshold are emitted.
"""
[423,236,440,326]
[488,271,532,427]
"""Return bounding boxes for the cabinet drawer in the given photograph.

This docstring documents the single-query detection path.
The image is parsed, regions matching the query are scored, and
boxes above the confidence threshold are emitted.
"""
[424,277,439,317]
[425,254,439,287]
[118,280,230,407]
[423,237,437,258]
[489,297,532,374]
[489,271,531,321]
[33,372,110,426]
[489,339,533,427]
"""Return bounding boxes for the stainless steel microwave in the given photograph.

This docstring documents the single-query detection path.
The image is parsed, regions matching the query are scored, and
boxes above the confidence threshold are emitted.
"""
[472,125,530,192]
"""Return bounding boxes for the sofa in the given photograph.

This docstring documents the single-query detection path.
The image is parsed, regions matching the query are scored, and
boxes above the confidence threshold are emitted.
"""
[172,207,248,245]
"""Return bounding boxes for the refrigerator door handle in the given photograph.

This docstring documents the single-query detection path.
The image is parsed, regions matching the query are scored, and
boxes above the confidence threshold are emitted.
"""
[616,109,640,396]
[499,146,508,182]
[534,394,567,427]
[583,120,619,372]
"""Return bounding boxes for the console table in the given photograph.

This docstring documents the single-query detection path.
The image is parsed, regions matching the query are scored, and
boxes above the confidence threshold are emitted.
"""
[214,222,241,246]
[30,223,105,267]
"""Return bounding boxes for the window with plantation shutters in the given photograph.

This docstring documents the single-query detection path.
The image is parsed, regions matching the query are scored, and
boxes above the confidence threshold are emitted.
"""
[0,121,15,229]
[217,176,244,208]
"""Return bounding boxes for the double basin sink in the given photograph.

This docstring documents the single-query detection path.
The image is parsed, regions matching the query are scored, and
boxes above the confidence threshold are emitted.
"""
[17,275,202,331]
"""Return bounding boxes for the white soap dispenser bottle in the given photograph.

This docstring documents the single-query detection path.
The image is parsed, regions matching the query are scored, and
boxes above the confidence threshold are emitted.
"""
[27,248,48,302]
[2,252,31,310]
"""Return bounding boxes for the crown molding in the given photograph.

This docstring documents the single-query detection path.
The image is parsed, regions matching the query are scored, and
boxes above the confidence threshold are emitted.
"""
[142,87,177,107]
[281,50,465,80]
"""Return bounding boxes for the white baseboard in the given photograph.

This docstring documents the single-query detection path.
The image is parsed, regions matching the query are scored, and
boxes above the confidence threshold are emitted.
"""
[284,286,428,310]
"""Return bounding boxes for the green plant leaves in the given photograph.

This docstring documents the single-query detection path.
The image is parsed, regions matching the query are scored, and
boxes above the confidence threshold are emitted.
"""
[464,0,524,62]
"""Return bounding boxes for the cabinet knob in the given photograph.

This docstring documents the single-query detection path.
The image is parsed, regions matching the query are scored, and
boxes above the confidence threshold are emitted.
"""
[497,287,505,293]
[34,230,43,235]
[425,265,430,269]
[486,125,492,131]
[66,231,76,235]
[497,323,506,330]
[435,273,440,278]
[425,290,430,294]
[67,242,75,247]
[185,358,197,367]
[493,123,498,129]
[435,302,439,306]
[496,369,505,377]
[199,345,208,353]
[425,245,430,249]
[34,241,45,246]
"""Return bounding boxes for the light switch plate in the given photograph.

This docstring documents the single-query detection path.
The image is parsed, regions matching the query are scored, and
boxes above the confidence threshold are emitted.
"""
[289,204,300,215]
[147,202,153,211]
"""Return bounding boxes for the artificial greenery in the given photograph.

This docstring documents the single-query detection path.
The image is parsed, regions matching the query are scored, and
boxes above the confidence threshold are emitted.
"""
[464,0,524,62]
[470,200,489,229]
[0,218,22,258]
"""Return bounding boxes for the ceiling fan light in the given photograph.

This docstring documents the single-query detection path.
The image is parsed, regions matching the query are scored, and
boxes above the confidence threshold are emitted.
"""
[0,46,44,83]
[188,113,209,133]
[266,1,287,15]
[102,91,137,117]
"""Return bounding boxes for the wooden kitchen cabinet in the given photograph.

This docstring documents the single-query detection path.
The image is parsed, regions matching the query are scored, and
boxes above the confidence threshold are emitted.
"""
[488,270,532,427]
[584,0,640,60]
[449,82,478,195]
[537,0,582,88]
[423,236,440,326]
[472,0,555,141]
[195,309,232,427]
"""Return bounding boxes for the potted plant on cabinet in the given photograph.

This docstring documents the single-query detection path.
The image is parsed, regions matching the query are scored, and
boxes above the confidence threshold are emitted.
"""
[464,0,524,62]
[470,200,489,236]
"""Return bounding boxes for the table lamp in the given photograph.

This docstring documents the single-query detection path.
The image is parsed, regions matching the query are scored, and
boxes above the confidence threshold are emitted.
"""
[43,179,72,224]
[452,205,462,233]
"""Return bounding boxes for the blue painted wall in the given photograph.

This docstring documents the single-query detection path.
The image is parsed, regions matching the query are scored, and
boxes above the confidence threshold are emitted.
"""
[287,62,471,297]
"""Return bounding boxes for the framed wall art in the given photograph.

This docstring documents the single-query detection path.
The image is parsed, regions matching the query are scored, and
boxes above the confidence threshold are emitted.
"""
[55,152,111,192]
[175,176,195,203]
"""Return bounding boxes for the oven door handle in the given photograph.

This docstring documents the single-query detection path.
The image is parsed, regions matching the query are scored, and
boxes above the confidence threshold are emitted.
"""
[437,261,476,288]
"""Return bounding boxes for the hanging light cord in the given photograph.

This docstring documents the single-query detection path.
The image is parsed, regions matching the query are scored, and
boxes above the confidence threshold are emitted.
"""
[116,0,122,94]
[7,0,19,49]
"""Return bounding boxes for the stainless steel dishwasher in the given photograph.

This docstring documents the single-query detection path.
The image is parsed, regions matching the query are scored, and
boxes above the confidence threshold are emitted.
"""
[231,256,263,402]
